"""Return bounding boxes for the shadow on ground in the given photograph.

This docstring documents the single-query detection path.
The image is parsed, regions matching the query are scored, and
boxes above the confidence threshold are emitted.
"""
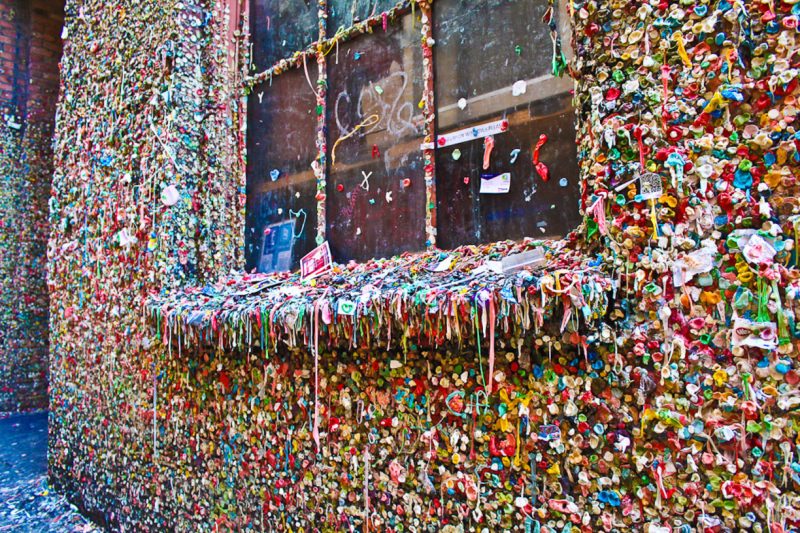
[0,412,100,532]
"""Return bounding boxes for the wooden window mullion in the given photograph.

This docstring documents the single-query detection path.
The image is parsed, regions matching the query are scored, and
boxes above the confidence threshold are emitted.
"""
[419,1,437,249]
[314,0,329,246]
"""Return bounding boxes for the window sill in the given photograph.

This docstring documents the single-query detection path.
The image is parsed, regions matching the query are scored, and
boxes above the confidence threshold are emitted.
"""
[147,236,611,351]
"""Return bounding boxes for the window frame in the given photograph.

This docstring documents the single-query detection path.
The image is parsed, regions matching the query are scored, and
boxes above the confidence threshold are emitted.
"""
[244,0,574,271]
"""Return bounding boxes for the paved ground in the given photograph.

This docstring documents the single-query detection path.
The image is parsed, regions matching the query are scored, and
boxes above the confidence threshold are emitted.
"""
[0,412,100,532]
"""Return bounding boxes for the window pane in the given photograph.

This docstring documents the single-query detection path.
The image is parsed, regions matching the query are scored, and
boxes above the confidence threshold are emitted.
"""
[246,66,319,272]
[434,94,580,247]
[329,0,400,32]
[250,0,318,69]
[434,0,572,126]
[433,0,581,248]
[325,15,426,262]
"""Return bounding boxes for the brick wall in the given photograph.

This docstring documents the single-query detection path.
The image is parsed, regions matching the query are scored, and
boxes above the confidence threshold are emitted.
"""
[0,0,64,122]
[0,0,63,413]
[29,0,64,122]
[0,0,28,117]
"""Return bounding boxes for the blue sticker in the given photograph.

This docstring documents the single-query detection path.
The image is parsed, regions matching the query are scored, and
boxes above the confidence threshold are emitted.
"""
[538,424,561,441]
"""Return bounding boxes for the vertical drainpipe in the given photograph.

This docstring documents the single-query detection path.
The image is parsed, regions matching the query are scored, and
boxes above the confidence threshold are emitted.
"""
[314,0,328,247]
[419,1,437,249]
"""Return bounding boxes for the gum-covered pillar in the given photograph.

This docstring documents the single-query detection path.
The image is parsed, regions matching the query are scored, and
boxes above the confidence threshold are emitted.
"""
[420,0,437,249]
[314,0,328,246]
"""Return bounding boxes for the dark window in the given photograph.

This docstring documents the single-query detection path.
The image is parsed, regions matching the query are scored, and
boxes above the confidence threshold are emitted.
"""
[433,0,581,248]
[245,0,579,271]
[250,0,319,69]
[328,0,401,31]
[325,15,426,262]
[245,66,319,272]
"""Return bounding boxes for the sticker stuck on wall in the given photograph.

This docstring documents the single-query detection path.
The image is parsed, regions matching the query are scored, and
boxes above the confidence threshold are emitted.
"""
[480,173,511,194]
[300,241,332,279]
[638,172,663,201]
[420,118,508,150]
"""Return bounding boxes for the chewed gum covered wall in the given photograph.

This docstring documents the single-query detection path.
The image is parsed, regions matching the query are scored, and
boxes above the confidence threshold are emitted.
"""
[47,0,800,532]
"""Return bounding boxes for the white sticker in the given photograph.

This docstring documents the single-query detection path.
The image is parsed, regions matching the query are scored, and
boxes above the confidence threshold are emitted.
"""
[480,173,511,194]
[421,119,508,151]
[337,300,357,316]
[433,256,454,272]
[638,172,663,200]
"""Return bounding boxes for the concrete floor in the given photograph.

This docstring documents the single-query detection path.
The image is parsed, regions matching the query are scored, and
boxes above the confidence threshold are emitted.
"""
[0,412,99,532]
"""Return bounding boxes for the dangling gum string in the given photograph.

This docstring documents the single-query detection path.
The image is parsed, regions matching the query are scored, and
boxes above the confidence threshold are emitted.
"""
[312,298,321,452]
[488,296,496,395]
[322,26,347,57]
[766,495,775,533]
[649,196,659,241]
[654,462,667,509]
[549,16,559,76]
[469,396,477,461]
[724,47,734,83]
[612,330,623,373]
[588,194,608,236]
[634,126,646,169]
[674,32,692,68]
[544,1,567,77]
[661,63,670,132]
[268,299,287,366]
[153,356,158,458]
[483,135,495,170]
[363,445,370,533]
[472,464,483,519]
[386,311,392,350]
[781,443,792,488]
[331,114,380,166]
[246,314,252,346]
[472,304,487,389]
[733,0,751,47]
[661,338,685,385]
[302,53,319,97]
[259,307,268,358]
[532,134,550,181]
[757,277,771,323]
